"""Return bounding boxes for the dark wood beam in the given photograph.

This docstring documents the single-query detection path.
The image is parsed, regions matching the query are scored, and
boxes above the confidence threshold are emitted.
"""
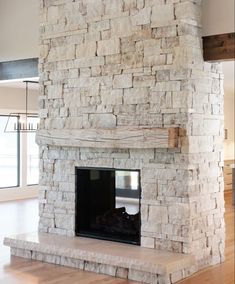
[0,58,38,80]
[203,33,235,61]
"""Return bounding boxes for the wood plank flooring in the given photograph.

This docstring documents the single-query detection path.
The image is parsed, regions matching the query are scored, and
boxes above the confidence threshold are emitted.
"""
[0,193,234,284]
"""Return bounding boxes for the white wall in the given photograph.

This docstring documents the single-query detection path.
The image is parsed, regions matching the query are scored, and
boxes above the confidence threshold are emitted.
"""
[222,62,234,160]
[0,87,39,111]
[202,0,235,36]
[0,0,39,62]
[224,89,234,161]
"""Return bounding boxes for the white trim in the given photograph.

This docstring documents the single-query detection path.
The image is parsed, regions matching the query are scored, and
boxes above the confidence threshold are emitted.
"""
[0,185,38,202]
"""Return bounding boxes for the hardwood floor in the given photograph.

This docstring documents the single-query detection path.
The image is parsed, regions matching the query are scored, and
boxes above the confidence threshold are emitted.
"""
[0,193,234,284]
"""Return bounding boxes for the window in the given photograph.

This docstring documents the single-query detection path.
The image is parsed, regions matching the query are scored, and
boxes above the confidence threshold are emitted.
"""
[0,114,39,189]
[0,115,19,188]
[27,117,39,185]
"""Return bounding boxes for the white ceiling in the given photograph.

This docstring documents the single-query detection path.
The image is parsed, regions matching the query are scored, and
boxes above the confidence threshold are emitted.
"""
[0,0,39,62]
[202,0,235,36]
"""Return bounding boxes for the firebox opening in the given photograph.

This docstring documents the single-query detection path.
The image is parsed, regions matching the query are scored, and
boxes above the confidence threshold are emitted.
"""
[75,167,141,245]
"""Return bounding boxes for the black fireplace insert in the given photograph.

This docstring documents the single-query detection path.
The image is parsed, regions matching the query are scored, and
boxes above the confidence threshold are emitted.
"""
[75,167,141,245]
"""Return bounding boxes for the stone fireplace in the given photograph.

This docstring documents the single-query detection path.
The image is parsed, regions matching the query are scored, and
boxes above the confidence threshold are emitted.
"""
[4,0,225,283]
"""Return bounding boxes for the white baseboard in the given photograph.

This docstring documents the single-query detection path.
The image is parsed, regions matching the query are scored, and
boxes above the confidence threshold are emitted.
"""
[0,185,38,202]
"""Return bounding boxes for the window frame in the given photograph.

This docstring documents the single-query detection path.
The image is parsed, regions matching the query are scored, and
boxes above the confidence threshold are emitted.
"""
[0,114,20,189]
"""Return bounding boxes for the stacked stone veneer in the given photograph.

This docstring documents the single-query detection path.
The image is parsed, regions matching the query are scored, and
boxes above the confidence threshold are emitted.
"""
[38,0,225,273]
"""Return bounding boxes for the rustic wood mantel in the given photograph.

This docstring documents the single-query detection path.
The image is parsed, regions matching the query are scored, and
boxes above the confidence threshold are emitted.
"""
[203,32,235,61]
[36,127,180,149]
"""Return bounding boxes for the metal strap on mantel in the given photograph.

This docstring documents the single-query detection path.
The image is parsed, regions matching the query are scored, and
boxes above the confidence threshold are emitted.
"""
[36,127,180,149]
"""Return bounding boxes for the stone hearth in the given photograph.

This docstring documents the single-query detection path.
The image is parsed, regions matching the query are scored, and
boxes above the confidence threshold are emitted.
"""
[4,232,195,283]
[4,0,225,283]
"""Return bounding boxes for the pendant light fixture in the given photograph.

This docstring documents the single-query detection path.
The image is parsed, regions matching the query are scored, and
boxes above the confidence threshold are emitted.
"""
[4,80,39,133]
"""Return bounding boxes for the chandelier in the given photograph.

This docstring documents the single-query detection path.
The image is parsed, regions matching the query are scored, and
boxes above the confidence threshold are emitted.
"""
[4,80,39,133]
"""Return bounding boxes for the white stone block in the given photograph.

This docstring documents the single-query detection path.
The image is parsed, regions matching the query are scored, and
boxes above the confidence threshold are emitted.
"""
[44,254,61,264]
[152,25,177,38]
[97,38,120,56]
[48,46,75,62]
[154,81,181,92]
[203,119,221,136]
[172,91,191,108]
[116,267,128,279]
[47,6,59,23]
[90,20,110,32]
[123,87,148,104]
[101,90,123,105]
[168,203,190,225]
[141,236,155,248]
[47,85,63,99]
[55,214,75,230]
[111,16,133,37]
[151,4,174,27]
[105,0,123,15]
[113,73,132,89]
[175,2,201,22]
[39,109,48,118]
[142,182,158,200]
[124,0,137,11]
[144,54,166,67]
[40,44,49,59]
[99,264,117,276]
[60,108,68,117]
[129,269,158,283]
[133,75,155,87]
[170,69,191,80]
[131,7,151,26]
[75,56,105,68]
[143,39,161,56]
[60,256,84,269]
[12,248,32,259]
[89,113,117,128]
[76,42,97,58]
[84,261,100,273]
[130,149,154,160]
[122,53,143,68]
[149,205,168,225]
[66,14,87,30]
[32,251,44,261]
[87,0,103,21]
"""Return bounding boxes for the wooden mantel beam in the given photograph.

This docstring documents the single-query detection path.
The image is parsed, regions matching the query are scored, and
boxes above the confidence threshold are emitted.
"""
[203,32,235,61]
[36,127,181,149]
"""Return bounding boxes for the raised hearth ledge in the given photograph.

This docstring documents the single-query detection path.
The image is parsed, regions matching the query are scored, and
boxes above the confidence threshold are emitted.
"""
[36,127,180,149]
[4,232,195,284]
